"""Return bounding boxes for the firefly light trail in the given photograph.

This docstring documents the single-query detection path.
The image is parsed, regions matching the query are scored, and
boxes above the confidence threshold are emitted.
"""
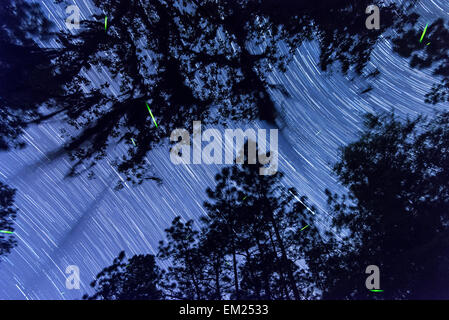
[146,103,158,128]
[420,23,428,43]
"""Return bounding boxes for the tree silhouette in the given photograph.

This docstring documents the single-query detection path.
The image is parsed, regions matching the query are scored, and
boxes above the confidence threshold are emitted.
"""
[158,217,209,299]
[0,0,59,151]
[201,153,325,300]
[86,142,326,299]
[392,17,449,104]
[88,143,324,300]
[315,112,449,299]
[0,181,17,257]
[4,0,448,184]
[83,250,163,300]
[84,113,449,300]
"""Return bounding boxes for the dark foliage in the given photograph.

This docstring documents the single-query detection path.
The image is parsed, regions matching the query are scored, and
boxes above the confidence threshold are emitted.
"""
[0,181,17,257]
[198,160,323,300]
[87,112,449,300]
[3,0,448,184]
[0,0,58,150]
[83,250,164,300]
[158,217,209,299]
[87,143,325,299]
[393,17,449,104]
[312,112,449,299]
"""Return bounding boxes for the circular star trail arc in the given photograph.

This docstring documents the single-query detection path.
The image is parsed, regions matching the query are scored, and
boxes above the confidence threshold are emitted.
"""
[0,0,447,299]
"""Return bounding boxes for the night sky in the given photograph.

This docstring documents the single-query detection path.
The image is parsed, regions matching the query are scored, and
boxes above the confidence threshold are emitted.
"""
[0,0,448,299]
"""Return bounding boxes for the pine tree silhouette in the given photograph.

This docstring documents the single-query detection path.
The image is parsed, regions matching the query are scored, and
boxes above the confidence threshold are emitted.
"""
[86,142,326,299]
[314,112,449,299]
[83,251,163,300]
[201,150,323,299]
[158,217,208,299]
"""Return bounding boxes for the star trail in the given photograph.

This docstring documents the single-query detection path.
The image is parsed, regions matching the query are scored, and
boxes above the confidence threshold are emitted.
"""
[0,0,448,300]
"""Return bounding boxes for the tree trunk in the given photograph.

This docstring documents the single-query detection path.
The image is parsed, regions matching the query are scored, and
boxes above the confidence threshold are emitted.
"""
[244,247,262,299]
[231,241,240,299]
[270,217,301,299]
[214,254,222,299]
[267,229,291,299]
[255,239,274,299]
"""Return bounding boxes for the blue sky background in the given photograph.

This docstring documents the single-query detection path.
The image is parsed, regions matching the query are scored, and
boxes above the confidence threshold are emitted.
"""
[0,0,448,299]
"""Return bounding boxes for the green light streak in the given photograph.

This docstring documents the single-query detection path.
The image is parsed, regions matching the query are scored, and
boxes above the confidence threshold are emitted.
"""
[105,16,108,31]
[242,196,247,200]
[420,24,428,43]
[370,289,384,292]
[146,103,158,127]
[0,230,13,234]
[131,138,136,146]
[300,225,309,231]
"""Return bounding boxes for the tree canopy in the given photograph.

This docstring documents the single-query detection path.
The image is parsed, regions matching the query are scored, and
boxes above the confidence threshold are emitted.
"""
[85,143,325,299]
[86,112,449,300]
[83,250,163,300]
[2,0,448,185]
[311,112,449,299]
[0,181,17,257]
